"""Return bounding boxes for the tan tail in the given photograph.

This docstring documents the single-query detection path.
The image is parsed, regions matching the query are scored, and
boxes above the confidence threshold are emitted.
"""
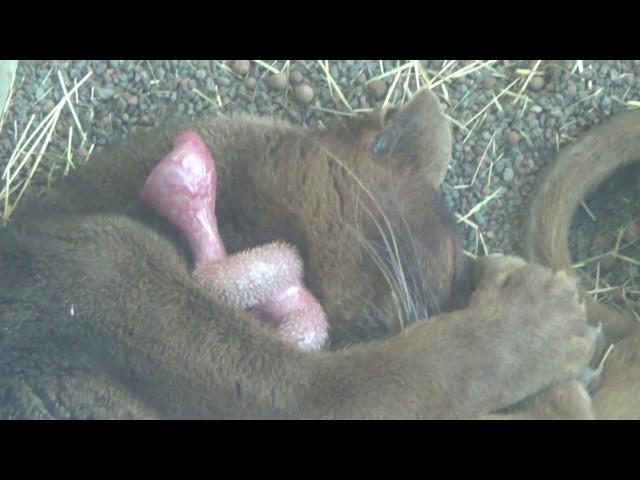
[522,110,640,341]
[523,110,640,419]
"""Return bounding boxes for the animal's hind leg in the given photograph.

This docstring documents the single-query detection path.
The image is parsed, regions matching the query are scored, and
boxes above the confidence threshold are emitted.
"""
[16,114,304,219]
[0,371,161,420]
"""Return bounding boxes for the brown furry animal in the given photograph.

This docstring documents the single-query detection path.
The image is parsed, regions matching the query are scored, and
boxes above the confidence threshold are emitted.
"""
[0,89,593,419]
[523,109,640,419]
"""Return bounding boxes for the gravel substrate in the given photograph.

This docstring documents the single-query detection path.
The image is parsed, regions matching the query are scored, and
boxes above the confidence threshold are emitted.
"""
[1,60,639,318]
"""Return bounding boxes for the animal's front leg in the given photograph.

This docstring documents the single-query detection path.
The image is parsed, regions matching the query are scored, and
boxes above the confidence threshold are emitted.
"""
[469,254,600,419]
[480,381,594,420]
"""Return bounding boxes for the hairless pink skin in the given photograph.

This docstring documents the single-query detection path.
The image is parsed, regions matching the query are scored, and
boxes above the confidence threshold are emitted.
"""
[140,131,226,264]
[140,131,328,352]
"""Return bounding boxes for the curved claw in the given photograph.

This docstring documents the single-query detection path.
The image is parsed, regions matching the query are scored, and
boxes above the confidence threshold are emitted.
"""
[579,365,603,392]
[585,322,603,343]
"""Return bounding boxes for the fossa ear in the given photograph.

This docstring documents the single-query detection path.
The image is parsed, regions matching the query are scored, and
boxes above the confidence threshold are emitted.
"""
[371,88,452,188]
[328,88,452,189]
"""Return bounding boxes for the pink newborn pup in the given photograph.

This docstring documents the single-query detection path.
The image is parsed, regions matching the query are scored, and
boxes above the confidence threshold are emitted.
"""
[140,131,328,352]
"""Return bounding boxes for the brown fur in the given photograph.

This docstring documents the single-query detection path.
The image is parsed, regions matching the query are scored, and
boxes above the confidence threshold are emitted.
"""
[592,337,640,419]
[0,89,593,419]
[523,109,640,419]
[482,381,595,420]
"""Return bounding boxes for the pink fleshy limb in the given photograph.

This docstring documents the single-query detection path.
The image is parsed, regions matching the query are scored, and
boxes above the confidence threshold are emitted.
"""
[258,280,328,352]
[141,131,328,351]
[195,243,329,352]
[140,131,226,264]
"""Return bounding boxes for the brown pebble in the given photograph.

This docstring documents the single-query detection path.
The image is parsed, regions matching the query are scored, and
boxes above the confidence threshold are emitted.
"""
[267,73,288,91]
[611,289,625,302]
[56,120,67,134]
[367,80,387,100]
[504,130,520,145]
[128,96,138,106]
[623,220,640,242]
[244,77,257,90]
[592,234,609,249]
[294,84,314,104]
[566,82,577,95]
[582,68,593,80]
[483,76,496,89]
[232,60,251,76]
[289,71,303,85]
[600,254,616,272]
[529,76,545,91]
[502,167,515,182]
